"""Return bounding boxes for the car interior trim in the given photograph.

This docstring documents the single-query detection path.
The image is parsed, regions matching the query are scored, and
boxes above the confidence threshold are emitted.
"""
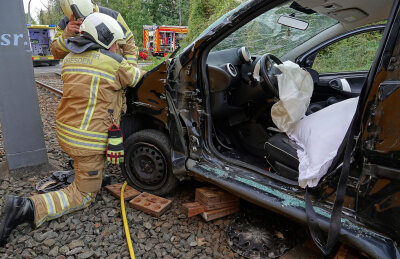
[340,78,351,92]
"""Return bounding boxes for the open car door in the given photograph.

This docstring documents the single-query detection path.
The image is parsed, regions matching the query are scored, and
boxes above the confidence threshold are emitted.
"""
[305,1,400,257]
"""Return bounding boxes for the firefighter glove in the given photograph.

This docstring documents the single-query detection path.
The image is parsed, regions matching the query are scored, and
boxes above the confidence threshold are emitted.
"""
[106,124,124,165]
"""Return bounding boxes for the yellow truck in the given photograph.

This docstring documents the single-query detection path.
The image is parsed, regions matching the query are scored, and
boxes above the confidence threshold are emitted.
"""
[27,24,60,66]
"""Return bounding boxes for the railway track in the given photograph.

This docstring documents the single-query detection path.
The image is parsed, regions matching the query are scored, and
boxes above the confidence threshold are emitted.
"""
[35,80,63,96]
[37,64,149,96]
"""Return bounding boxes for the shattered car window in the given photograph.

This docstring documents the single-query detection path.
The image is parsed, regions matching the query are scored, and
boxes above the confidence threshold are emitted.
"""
[213,2,338,57]
[194,1,251,41]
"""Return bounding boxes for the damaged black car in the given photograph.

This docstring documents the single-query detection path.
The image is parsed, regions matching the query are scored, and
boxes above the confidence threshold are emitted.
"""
[120,0,400,257]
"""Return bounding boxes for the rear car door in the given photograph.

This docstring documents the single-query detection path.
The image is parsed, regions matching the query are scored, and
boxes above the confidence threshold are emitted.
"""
[297,25,385,103]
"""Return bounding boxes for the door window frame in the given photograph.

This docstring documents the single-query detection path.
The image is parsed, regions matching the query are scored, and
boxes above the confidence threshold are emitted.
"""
[296,24,386,74]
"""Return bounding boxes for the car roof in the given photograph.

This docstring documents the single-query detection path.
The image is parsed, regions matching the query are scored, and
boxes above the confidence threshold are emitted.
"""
[296,0,392,30]
[281,0,392,61]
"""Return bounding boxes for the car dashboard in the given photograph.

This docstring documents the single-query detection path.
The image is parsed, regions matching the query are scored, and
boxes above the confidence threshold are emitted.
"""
[206,47,269,117]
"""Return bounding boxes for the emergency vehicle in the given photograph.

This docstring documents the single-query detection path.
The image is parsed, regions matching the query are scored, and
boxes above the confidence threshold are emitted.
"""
[27,24,60,66]
[142,25,188,58]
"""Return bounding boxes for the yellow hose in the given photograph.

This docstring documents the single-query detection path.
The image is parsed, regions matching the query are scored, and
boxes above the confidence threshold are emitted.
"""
[121,181,136,259]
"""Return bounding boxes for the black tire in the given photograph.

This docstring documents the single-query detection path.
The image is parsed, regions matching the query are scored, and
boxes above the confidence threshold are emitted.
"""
[121,129,178,196]
[48,60,60,66]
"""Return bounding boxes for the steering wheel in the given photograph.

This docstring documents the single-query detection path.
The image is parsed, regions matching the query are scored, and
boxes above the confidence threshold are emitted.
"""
[259,54,283,97]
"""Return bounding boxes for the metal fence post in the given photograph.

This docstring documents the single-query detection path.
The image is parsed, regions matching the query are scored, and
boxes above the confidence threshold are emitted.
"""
[0,0,48,170]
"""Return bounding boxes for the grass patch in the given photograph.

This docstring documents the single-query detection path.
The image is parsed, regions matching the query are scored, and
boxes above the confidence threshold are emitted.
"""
[313,29,383,73]
[141,55,170,71]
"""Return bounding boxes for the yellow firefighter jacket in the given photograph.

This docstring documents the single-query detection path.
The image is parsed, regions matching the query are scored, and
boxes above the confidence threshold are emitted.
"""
[51,5,138,67]
[56,49,142,157]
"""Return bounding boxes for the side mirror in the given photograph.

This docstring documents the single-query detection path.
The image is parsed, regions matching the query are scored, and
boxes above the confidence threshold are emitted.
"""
[298,53,317,68]
[305,56,315,67]
[278,15,309,30]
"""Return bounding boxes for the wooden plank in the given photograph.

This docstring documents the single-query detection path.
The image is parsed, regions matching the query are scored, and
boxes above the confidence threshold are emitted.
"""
[105,183,141,201]
[129,192,172,217]
[201,206,240,222]
[195,187,239,206]
[203,200,240,211]
[182,202,206,218]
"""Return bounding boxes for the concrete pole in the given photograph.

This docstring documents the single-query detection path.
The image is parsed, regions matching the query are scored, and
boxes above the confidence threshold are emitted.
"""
[0,0,48,170]
[28,0,32,24]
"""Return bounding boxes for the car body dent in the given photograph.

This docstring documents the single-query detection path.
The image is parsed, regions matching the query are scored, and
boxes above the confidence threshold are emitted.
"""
[135,62,169,123]
[362,68,400,157]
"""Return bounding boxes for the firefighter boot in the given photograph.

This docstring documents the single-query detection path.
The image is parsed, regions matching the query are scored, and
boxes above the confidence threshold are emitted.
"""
[0,196,34,247]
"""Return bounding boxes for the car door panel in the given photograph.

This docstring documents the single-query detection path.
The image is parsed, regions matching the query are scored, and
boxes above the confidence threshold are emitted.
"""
[317,72,368,98]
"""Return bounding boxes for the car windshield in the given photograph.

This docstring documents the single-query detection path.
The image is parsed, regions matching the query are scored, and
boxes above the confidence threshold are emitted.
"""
[212,2,338,57]
[194,1,252,41]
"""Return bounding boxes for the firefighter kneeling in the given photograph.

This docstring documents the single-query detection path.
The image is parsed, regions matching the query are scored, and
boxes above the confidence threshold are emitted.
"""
[0,13,143,246]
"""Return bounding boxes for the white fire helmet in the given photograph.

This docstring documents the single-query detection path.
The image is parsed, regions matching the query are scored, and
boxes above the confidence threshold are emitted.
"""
[60,0,94,20]
[79,13,125,49]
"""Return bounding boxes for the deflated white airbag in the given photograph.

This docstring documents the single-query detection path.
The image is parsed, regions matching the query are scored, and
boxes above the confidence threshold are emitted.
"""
[288,97,359,188]
[271,61,313,133]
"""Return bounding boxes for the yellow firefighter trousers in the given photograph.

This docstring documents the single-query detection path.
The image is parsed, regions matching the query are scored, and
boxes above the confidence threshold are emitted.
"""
[29,154,105,227]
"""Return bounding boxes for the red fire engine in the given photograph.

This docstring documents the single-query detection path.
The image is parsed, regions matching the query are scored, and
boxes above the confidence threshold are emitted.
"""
[141,25,188,59]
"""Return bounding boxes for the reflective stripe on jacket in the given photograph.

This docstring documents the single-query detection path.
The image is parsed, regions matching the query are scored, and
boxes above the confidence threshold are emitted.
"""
[50,5,138,67]
[57,49,142,156]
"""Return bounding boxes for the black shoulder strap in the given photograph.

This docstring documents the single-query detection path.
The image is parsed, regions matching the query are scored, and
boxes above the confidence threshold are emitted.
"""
[99,49,123,63]
[305,115,356,255]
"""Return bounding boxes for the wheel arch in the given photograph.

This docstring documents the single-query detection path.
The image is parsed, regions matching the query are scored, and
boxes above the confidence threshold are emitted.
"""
[120,113,168,139]
[121,112,189,180]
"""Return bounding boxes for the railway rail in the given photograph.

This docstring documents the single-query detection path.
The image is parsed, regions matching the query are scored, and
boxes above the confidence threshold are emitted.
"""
[36,63,149,96]
[35,80,63,96]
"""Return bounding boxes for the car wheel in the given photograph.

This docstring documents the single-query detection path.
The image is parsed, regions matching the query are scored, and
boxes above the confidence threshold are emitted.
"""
[49,60,60,66]
[121,129,178,196]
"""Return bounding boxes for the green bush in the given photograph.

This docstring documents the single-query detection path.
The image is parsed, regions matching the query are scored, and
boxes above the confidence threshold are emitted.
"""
[313,29,383,73]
